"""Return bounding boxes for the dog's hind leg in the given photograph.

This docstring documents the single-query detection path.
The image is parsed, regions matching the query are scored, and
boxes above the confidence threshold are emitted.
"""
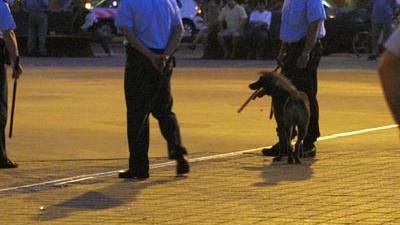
[294,138,302,164]
[286,127,294,164]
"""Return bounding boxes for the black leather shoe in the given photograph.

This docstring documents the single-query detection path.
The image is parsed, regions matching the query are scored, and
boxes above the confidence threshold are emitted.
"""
[0,159,18,169]
[176,156,189,175]
[118,169,149,179]
[262,143,288,157]
[303,144,316,158]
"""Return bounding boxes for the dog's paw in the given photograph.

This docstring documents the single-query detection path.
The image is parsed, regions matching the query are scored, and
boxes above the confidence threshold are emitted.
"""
[287,158,294,164]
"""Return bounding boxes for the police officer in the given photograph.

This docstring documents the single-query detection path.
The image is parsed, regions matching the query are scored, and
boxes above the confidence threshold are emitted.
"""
[0,0,23,168]
[115,0,189,179]
[379,27,400,129]
[262,0,326,158]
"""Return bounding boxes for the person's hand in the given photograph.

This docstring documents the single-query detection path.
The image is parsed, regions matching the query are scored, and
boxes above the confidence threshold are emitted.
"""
[296,53,310,69]
[149,54,167,72]
[12,57,22,79]
[276,51,286,66]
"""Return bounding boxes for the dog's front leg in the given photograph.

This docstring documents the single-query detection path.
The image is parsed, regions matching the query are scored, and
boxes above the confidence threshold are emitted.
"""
[273,127,285,162]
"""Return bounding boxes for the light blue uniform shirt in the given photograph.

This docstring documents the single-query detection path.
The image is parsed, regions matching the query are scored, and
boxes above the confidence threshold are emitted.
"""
[0,0,16,37]
[115,0,182,50]
[280,0,326,43]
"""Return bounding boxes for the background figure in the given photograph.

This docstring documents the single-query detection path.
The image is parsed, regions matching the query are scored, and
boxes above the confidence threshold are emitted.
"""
[190,0,220,56]
[245,0,271,59]
[22,0,49,56]
[378,27,400,128]
[217,0,247,59]
[65,0,114,57]
[262,0,326,158]
[368,0,397,61]
[0,0,23,168]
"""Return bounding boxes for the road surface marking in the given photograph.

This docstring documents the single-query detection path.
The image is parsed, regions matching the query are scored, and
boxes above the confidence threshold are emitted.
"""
[0,124,397,192]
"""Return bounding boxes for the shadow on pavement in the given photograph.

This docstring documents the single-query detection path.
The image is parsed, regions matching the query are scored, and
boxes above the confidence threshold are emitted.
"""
[243,158,316,186]
[33,177,185,221]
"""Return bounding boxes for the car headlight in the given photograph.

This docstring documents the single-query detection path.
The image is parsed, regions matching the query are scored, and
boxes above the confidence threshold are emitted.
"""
[195,6,202,16]
[85,2,92,9]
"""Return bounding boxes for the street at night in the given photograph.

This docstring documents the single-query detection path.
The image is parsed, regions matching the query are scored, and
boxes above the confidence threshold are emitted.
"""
[0,46,399,224]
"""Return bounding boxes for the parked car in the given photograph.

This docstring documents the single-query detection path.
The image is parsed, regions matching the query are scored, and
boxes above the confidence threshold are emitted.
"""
[83,0,204,41]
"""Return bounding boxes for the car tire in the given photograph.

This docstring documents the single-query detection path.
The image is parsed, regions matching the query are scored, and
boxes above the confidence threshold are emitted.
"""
[94,21,115,42]
[352,31,371,57]
[182,19,196,42]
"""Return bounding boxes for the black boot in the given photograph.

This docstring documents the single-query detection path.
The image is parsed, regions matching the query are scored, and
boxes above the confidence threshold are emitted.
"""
[0,159,18,169]
[176,156,189,175]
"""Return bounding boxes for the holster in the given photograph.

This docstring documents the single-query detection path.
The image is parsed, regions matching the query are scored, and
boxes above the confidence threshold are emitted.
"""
[0,39,11,65]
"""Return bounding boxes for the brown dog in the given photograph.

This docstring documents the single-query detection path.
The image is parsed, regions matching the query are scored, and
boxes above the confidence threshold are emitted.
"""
[249,71,310,164]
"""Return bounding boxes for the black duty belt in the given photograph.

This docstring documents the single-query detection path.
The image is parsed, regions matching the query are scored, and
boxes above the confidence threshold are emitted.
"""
[286,39,321,48]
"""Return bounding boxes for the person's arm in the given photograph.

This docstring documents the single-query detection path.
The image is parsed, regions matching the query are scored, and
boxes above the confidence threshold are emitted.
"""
[218,8,225,31]
[297,20,323,68]
[238,7,248,31]
[164,23,184,57]
[3,30,22,78]
[378,51,400,127]
[277,42,288,65]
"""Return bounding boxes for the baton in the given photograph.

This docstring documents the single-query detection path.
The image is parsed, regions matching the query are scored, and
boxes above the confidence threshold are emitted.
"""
[9,78,17,138]
[237,88,263,113]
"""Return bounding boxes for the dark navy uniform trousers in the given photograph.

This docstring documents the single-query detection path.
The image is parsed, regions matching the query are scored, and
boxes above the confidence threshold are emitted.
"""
[124,46,187,175]
[273,40,322,146]
[0,41,9,162]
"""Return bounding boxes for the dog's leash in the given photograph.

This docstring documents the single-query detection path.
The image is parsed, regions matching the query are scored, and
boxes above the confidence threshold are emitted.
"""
[237,64,281,114]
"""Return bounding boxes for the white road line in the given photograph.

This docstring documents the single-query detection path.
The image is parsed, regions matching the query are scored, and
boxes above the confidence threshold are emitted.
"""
[0,124,398,193]
[54,177,95,186]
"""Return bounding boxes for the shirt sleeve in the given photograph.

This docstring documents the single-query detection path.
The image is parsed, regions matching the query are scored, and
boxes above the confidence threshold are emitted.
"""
[171,1,182,26]
[307,0,326,23]
[115,0,134,28]
[385,27,400,58]
[239,6,247,20]
[0,2,16,32]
